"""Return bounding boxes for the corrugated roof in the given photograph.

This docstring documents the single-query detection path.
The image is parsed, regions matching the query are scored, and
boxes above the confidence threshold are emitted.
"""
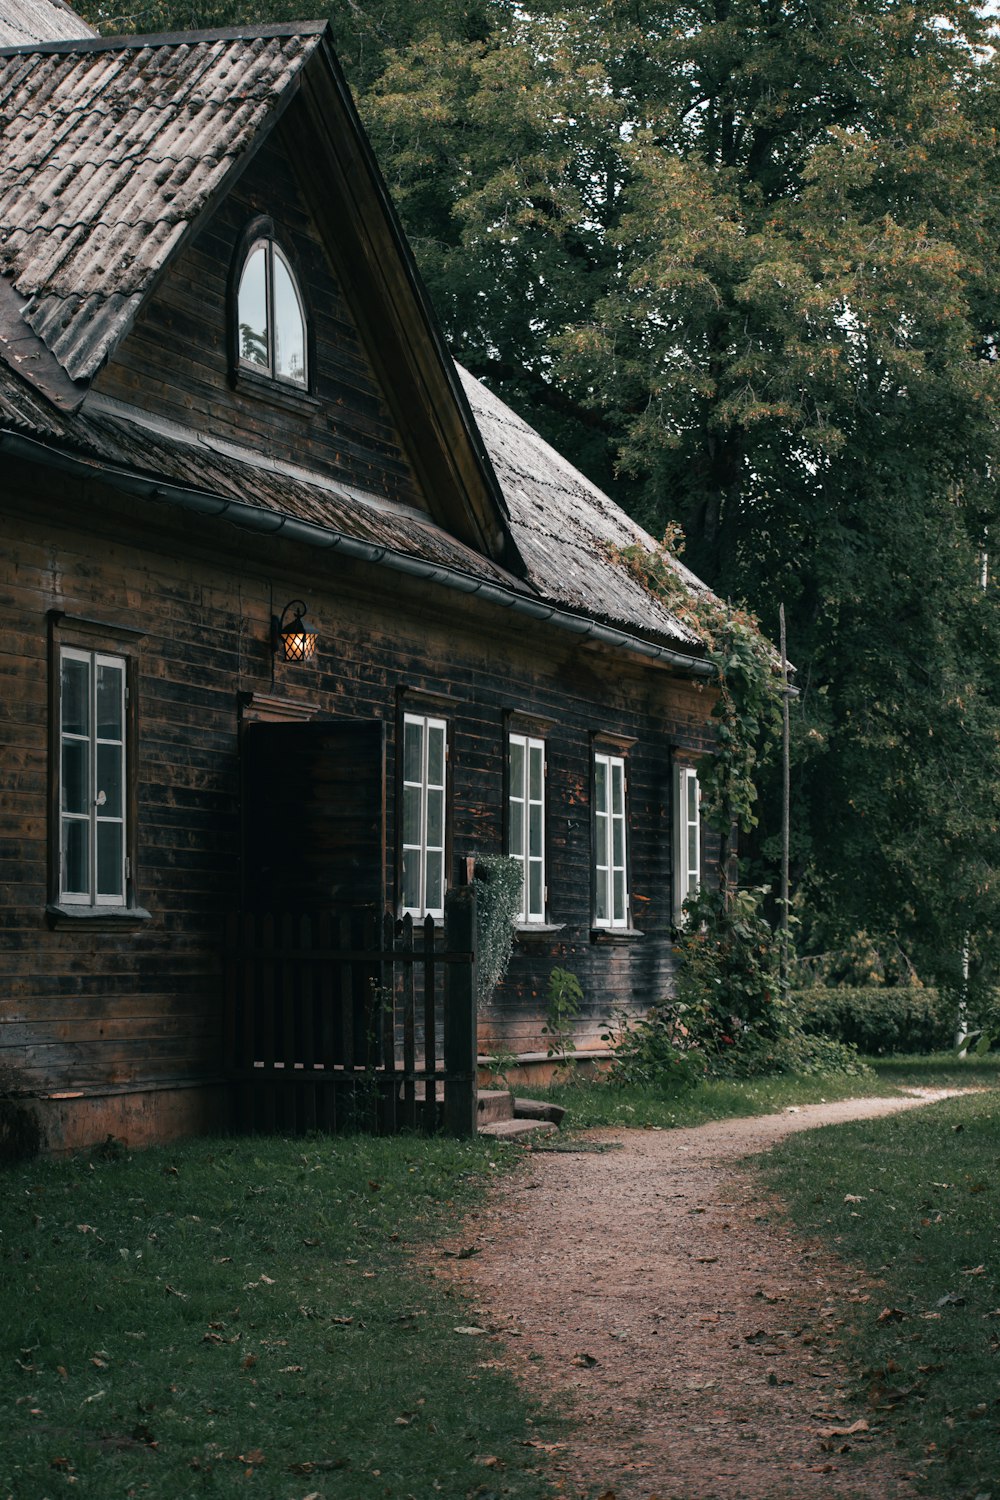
[459,368,705,646]
[0,351,708,654]
[0,0,93,46]
[0,26,324,380]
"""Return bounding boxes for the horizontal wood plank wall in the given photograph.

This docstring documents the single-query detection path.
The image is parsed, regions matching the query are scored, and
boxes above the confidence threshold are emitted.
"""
[0,463,715,1139]
[91,122,425,515]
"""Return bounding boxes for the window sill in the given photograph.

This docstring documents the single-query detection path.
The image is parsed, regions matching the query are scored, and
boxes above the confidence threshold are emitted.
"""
[515,922,566,941]
[47,903,152,932]
[590,926,644,945]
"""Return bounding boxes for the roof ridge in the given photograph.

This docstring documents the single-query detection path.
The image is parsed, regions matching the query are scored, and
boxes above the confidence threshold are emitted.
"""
[0,18,328,56]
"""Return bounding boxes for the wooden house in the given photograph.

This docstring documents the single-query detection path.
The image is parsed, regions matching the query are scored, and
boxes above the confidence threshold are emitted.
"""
[0,16,722,1150]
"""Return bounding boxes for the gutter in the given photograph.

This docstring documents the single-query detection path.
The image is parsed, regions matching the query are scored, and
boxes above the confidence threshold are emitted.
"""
[1,427,716,679]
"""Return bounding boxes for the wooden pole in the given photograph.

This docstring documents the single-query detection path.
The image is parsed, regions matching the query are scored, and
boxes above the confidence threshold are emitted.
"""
[443,886,478,1137]
[780,604,790,974]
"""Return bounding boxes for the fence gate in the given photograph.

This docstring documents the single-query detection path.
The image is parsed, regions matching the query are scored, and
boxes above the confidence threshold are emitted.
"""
[224,888,478,1136]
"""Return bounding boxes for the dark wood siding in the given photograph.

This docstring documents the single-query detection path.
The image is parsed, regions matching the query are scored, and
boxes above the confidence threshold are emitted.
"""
[0,461,715,1132]
[92,122,426,515]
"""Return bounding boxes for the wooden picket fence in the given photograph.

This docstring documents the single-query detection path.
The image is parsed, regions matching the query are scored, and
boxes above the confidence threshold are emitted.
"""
[224,888,478,1136]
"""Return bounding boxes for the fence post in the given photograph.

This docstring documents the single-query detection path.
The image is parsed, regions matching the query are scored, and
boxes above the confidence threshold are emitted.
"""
[443,886,478,1137]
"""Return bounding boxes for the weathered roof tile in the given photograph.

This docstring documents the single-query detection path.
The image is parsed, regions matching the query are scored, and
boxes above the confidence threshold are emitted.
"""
[0,27,323,379]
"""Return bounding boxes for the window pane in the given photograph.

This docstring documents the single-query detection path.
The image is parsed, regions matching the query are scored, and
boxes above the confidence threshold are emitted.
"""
[61,655,89,736]
[613,869,626,923]
[61,739,89,814]
[509,800,524,859]
[96,820,123,898]
[528,803,543,858]
[403,717,424,783]
[613,815,625,867]
[528,743,543,801]
[595,867,608,922]
[426,787,444,848]
[427,723,445,786]
[238,244,269,368]
[272,248,306,385]
[528,861,543,917]
[96,662,123,740]
[403,783,422,847]
[401,847,420,910]
[97,742,123,818]
[598,806,610,865]
[62,818,88,895]
[611,760,625,816]
[688,825,699,880]
[509,737,524,793]
[425,850,443,913]
[687,774,698,822]
[594,757,607,813]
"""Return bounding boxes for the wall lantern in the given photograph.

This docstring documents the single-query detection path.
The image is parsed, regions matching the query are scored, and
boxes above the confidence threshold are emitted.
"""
[271,599,318,662]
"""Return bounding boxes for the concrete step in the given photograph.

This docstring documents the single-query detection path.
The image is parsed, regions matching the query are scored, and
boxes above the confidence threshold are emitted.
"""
[476,1089,514,1125]
[513,1097,566,1126]
[478,1118,558,1143]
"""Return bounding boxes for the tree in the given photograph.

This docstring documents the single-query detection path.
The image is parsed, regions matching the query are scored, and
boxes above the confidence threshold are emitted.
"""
[77,0,1000,988]
[360,1,1000,987]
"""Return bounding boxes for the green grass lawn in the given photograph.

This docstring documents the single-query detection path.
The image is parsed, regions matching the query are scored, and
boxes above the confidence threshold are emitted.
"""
[762,1087,1000,1496]
[4,1058,997,1498]
[0,1134,563,1500]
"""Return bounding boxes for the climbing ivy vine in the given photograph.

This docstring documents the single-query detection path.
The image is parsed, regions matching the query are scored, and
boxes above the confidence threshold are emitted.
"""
[610,529,784,885]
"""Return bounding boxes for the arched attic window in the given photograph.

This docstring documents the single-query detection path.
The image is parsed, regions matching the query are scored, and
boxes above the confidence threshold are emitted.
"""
[237,237,307,388]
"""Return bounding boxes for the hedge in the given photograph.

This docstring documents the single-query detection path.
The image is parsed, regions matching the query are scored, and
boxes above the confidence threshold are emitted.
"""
[793,986,953,1055]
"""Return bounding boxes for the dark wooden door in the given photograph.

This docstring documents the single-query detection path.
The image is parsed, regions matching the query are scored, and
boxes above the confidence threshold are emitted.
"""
[241,720,385,910]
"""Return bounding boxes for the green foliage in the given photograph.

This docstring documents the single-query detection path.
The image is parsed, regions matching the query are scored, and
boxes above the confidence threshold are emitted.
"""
[611,534,784,860]
[672,886,790,1072]
[764,1093,1000,1494]
[472,853,522,1009]
[540,966,583,1067]
[0,1134,559,1498]
[795,985,953,1056]
[77,0,1000,988]
[602,1005,706,1094]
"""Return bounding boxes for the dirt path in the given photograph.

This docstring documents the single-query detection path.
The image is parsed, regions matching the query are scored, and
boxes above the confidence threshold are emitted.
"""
[438,1092,963,1500]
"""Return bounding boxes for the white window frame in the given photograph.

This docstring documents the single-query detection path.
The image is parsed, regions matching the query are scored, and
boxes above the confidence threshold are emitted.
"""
[673,763,701,922]
[237,237,308,388]
[593,749,629,929]
[58,646,128,908]
[401,712,447,919]
[508,732,546,924]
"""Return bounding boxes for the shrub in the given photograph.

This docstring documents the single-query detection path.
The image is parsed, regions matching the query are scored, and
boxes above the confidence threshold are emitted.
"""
[541,967,584,1068]
[602,1005,706,1093]
[794,985,952,1055]
[673,885,790,1068]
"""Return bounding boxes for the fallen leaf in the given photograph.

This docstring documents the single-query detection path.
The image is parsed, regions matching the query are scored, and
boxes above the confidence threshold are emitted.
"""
[474,1455,501,1467]
[877,1308,905,1323]
[453,1326,487,1336]
[960,1265,986,1276]
[816,1419,870,1439]
[571,1352,599,1367]
[936,1292,966,1308]
[259,1273,275,1285]
[844,1194,865,1204]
